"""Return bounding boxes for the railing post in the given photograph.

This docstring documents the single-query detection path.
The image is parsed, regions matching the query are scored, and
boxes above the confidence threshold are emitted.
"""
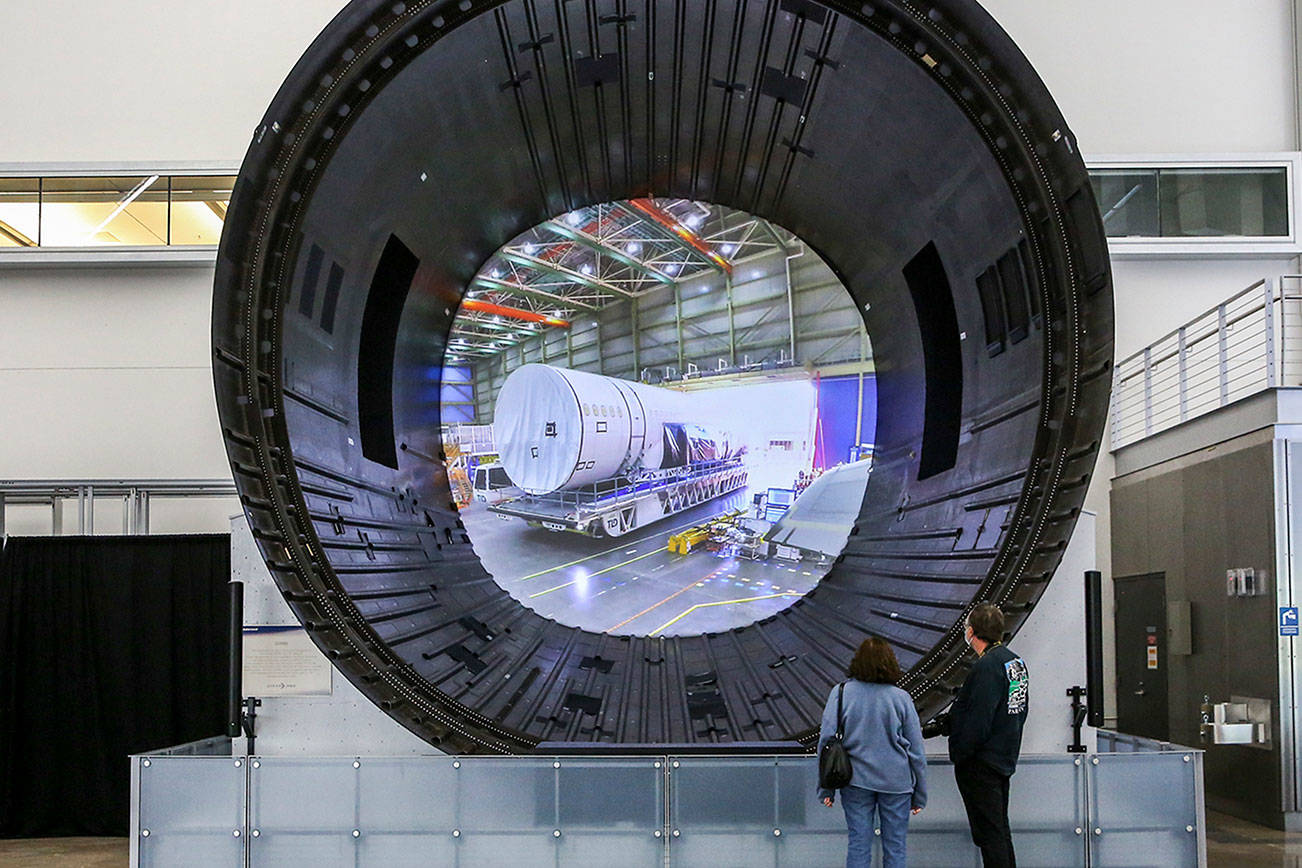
[1110,367,1122,451]
[1177,326,1188,422]
[1143,348,1154,438]
[1218,304,1230,406]
[1280,276,1291,386]
[1265,278,1278,388]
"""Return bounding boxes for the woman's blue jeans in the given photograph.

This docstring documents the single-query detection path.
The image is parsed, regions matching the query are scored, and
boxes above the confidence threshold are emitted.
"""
[840,786,911,868]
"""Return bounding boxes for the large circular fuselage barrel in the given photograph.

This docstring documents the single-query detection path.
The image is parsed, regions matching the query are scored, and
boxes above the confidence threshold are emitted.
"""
[213,0,1114,753]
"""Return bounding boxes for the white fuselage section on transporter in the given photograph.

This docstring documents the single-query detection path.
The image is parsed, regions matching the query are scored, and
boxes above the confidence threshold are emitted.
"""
[488,364,747,537]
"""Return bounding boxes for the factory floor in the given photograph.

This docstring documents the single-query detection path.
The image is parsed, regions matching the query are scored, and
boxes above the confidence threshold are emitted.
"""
[1206,810,1302,866]
[0,837,127,866]
[461,487,833,635]
[1,812,1298,865]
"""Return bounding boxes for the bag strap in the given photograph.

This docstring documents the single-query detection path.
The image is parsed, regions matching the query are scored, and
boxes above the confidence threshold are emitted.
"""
[835,682,845,738]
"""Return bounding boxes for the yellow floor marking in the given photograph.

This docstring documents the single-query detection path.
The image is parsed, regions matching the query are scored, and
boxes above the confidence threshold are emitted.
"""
[606,573,711,632]
[528,548,676,598]
[648,593,803,636]
[514,516,706,581]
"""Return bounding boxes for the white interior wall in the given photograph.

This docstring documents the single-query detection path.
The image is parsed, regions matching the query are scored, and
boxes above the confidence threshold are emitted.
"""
[0,1,1293,163]
[983,0,1298,154]
[0,265,229,480]
[0,264,238,532]
[0,1,345,164]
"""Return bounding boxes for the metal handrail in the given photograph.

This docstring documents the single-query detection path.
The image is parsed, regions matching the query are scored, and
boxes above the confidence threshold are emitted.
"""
[1115,278,1269,371]
[1111,275,1301,450]
[1114,301,1270,386]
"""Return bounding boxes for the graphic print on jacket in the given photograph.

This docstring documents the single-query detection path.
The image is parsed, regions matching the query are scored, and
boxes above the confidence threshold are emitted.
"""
[1005,658,1028,715]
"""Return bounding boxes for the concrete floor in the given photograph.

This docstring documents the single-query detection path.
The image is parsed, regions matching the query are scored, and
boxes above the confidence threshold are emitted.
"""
[0,837,127,867]
[1205,811,1302,867]
[463,486,835,635]
[2,813,1299,865]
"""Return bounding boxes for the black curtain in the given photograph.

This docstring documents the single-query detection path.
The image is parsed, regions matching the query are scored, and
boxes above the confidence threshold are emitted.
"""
[0,535,231,837]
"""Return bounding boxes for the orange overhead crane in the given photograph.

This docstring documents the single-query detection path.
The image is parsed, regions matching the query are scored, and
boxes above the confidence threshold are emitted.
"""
[628,199,733,275]
[459,297,571,328]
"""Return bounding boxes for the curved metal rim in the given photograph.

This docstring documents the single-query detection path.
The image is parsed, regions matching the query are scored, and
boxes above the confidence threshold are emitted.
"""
[213,0,1112,752]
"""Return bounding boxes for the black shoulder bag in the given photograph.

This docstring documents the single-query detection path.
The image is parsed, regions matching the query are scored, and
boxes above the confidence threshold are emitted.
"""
[818,682,853,790]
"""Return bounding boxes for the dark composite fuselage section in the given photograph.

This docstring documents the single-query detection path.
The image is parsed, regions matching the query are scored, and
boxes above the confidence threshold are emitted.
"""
[213,0,1114,753]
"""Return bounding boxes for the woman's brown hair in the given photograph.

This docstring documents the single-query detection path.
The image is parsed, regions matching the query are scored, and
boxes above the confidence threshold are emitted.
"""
[847,636,902,684]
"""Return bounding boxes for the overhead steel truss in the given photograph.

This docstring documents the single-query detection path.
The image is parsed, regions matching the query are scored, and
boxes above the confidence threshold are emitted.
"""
[448,200,793,363]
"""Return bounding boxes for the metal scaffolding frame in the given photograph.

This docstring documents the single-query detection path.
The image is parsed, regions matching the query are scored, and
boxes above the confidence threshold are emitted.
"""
[469,242,868,423]
[0,479,238,536]
[448,200,794,365]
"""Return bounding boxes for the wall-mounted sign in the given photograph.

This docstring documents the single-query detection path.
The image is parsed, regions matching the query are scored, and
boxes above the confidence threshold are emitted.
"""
[1228,568,1269,597]
[242,625,333,696]
[1281,607,1299,638]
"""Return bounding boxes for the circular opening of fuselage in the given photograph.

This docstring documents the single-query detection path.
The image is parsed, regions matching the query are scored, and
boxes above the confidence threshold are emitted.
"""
[441,200,874,636]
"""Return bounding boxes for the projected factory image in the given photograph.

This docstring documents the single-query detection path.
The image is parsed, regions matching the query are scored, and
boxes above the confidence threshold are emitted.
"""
[442,202,873,636]
[213,0,1114,752]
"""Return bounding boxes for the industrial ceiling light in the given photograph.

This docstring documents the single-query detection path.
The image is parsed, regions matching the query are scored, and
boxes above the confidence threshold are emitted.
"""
[214,0,1113,754]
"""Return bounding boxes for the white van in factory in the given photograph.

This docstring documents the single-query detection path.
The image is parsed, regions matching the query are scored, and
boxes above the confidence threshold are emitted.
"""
[472,463,521,505]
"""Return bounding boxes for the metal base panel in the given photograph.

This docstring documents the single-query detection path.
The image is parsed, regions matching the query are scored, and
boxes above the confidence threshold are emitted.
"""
[130,745,1205,867]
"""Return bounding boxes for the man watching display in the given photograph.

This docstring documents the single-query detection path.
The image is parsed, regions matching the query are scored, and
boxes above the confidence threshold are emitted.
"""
[929,603,1029,868]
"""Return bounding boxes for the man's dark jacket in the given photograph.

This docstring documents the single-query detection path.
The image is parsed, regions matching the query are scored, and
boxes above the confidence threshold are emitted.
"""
[948,644,1028,776]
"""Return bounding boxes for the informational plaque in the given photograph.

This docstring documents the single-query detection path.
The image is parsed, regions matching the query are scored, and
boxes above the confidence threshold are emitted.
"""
[242,625,333,696]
